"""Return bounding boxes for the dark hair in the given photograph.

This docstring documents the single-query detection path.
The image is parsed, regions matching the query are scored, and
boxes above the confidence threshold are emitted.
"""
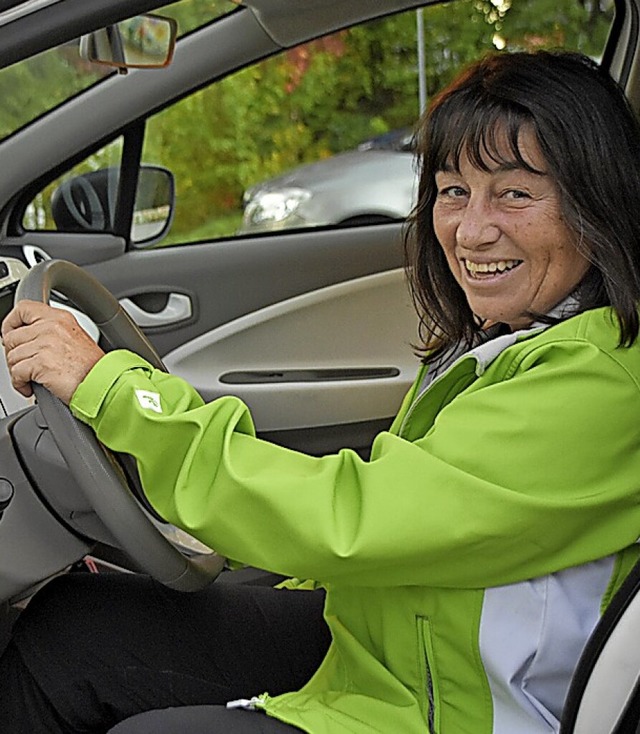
[405,50,640,363]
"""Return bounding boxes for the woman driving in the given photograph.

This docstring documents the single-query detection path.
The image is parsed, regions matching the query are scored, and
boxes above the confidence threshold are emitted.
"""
[2,49,640,734]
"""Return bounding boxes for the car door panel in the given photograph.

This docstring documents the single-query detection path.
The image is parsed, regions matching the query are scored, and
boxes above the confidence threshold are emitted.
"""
[162,268,418,443]
[0,3,443,458]
[87,225,417,454]
[82,223,408,349]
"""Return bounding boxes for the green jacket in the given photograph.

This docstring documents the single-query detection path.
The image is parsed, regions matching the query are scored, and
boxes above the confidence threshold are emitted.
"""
[70,306,640,734]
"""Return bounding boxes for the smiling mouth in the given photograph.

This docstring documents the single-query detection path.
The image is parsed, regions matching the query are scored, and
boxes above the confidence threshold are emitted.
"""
[463,259,523,279]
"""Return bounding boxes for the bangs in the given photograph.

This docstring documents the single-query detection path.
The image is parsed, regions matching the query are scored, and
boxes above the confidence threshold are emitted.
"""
[427,92,545,175]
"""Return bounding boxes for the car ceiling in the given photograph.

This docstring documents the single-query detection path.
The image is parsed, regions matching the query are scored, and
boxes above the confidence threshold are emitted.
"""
[243,0,429,47]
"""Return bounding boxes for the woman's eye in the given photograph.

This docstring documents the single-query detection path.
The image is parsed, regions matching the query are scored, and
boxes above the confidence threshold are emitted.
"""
[438,186,467,199]
[504,189,531,200]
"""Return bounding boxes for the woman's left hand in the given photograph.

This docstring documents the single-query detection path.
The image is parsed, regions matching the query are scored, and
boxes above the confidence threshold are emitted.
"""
[2,300,105,404]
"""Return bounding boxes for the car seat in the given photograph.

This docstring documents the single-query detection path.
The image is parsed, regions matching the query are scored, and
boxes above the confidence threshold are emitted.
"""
[560,555,640,733]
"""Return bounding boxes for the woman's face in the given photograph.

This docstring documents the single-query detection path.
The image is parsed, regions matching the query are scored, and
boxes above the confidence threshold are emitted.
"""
[432,128,590,330]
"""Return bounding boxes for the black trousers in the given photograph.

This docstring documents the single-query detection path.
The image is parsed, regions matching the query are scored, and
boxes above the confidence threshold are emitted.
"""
[109,707,302,733]
[0,572,331,733]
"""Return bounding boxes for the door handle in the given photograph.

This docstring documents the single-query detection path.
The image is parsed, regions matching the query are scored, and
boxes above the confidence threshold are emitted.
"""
[120,293,192,327]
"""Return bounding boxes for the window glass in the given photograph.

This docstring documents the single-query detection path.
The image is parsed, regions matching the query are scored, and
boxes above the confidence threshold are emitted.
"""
[0,0,235,143]
[140,0,614,246]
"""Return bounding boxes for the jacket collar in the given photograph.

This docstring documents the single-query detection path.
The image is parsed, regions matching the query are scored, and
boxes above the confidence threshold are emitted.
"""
[419,294,581,393]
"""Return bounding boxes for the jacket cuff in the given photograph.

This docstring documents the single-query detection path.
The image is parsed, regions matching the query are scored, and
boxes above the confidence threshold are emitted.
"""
[70,349,154,421]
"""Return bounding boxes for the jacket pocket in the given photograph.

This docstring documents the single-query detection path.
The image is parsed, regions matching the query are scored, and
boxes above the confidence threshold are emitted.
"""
[416,615,440,734]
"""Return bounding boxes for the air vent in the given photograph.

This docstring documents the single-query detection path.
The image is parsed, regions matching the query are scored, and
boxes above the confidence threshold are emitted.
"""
[22,245,51,267]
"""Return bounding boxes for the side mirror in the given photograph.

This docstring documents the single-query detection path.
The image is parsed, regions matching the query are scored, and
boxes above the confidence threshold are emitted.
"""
[132,166,175,245]
[79,14,177,71]
[51,166,175,246]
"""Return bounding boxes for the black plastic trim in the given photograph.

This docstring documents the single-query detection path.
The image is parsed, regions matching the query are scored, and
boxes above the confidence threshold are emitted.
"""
[609,0,639,88]
[221,367,400,384]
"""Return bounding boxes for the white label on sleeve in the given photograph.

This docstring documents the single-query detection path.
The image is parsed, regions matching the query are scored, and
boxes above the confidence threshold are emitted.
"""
[135,390,162,414]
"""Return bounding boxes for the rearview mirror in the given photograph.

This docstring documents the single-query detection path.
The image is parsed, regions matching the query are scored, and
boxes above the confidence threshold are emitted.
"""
[79,14,177,71]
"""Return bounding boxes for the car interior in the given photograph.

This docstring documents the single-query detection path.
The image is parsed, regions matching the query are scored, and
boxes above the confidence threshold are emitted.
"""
[0,0,637,731]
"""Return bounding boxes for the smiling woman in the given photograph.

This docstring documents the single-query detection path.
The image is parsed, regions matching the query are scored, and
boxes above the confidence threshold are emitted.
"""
[406,50,640,363]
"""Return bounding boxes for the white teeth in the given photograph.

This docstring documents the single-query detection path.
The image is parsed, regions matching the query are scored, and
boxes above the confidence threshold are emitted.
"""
[464,259,521,275]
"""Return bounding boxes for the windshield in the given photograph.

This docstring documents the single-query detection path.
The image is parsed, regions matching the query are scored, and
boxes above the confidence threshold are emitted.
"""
[0,0,237,141]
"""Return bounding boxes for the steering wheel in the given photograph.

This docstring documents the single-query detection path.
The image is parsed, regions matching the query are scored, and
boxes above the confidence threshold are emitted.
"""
[16,259,226,591]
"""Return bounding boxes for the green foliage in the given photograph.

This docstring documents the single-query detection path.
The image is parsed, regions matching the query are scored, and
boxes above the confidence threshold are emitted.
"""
[496,0,613,54]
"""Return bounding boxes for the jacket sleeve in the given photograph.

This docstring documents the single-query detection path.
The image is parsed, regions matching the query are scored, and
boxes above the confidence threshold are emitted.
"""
[69,343,640,588]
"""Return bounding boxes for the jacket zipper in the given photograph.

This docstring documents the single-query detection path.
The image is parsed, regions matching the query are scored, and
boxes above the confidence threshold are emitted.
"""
[425,657,436,734]
[418,616,439,734]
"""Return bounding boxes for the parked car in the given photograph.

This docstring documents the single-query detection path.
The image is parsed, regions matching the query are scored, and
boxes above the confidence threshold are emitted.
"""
[240,128,417,233]
[0,0,634,732]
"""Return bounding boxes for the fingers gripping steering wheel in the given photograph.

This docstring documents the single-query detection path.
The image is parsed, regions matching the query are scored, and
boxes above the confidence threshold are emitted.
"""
[17,259,226,591]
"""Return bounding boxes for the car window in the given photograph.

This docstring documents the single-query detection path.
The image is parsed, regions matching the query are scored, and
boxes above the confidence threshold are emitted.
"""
[22,0,614,245]
[142,0,614,246]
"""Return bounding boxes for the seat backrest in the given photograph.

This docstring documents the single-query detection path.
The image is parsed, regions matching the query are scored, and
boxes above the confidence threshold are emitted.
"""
[560,556,640,734]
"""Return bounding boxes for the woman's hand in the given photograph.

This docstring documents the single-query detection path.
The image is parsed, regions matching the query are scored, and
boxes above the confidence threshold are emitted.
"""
[2,300,105,404]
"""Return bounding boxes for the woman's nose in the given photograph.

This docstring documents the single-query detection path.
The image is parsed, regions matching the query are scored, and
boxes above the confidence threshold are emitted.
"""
[455,198,500,248]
